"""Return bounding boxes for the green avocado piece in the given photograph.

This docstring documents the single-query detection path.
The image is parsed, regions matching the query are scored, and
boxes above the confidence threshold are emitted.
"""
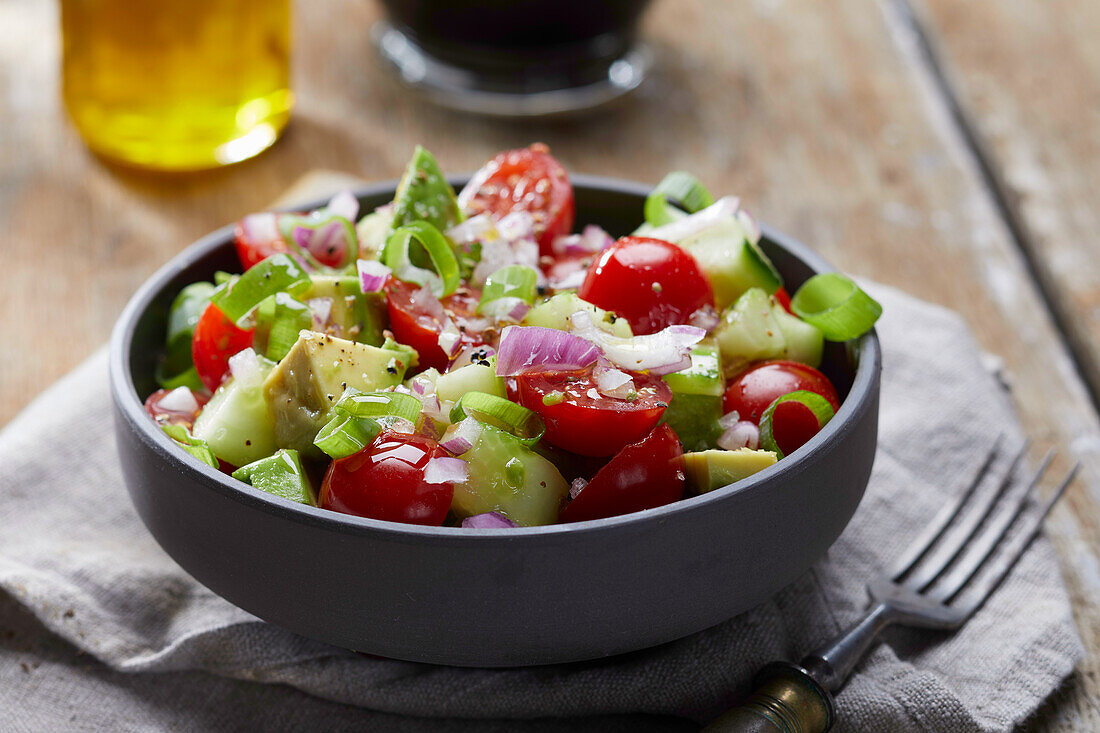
[300,275,386,346]
[262,331,408,452]
[232,449,315,506]
[391,145,463,232]
[454,424,569,526]
[683,448,778,494]
[521,293,633,337]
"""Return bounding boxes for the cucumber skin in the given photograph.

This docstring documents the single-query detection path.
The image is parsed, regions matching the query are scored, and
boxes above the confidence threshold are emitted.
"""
[678,219,781,310]
[454,425,569,526]
[715,288,824,375]
[193,365,279,469]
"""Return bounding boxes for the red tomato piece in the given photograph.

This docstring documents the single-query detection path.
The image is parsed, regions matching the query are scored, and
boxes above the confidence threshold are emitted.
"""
[191,303,255,392]
[514,366,672,457]
[773,286,794,315]
[143,388,209,431]
[319,430,454,525]
[384,279,487,372]
[578,237,714,335]
[722,360,840,424]
[234,215,290,271]
[459,144,575,256]
[768,400,826,457]
[559,424,685,523]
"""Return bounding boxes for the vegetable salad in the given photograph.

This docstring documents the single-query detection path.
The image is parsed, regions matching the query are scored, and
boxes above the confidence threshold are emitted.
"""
[146,144,880,527]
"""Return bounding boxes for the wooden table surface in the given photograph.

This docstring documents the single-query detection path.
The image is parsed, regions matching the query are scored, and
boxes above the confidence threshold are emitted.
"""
[3,0,1099,729]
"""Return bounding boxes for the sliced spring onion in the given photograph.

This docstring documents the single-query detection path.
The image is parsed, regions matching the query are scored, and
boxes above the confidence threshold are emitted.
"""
[758,390,835,459]
[155,363,203,391]
[477,265,538,315]
[383,220,460,297]
[232,449,315,505]
[210,254,310,325]
[334,388,422,424]
[449,391,545,447]
[278,213,359,270]
[644,171,715,227]
[790,273,882,341]
[161,424,218,468]
[254,292,311,361]
[313,414,382,459]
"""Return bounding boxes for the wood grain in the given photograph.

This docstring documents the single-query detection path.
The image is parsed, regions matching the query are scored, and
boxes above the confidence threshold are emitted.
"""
[1,0,1099,728]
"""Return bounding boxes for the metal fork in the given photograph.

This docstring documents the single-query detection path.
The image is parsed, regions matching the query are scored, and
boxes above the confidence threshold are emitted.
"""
[704,436,1080,733]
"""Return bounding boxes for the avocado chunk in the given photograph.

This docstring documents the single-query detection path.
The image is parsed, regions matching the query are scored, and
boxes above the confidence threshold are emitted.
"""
[521,293,632,337]
[661,341,725,451]
[454,424,569,526]
[683,448,778,494]
[714,287,824,376]
[678,218,782,310]
[192,351,279,468]
[262,331,408,452]
[391,145,463,232]
[300,275,386,346]
[232,449,315,506]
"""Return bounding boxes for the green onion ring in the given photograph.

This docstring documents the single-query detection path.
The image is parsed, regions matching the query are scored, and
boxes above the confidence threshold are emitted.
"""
[478,265,538,314]
[449,391,545,447]
[314,414,382,459]
[758,390,836,459]
[334,389,422,424]
[790,273,882,341]
[210,253,311,325]
[383,220,460,297]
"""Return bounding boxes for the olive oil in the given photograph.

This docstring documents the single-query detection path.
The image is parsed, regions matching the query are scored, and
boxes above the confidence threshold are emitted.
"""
[61,0,292,171]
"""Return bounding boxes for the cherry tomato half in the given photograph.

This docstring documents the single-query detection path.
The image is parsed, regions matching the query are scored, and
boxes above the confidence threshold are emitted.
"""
[319,429,453,525]
[191,303,255,392]
[514,366,673,457]
[578,237,714,335]
[722,360,840,424]
[773,286,794,315]
[559,424,685,523]
[234,216,290,271]
[768,400,827,457]
[459,144,575,256]
[385,279,487,372]
[143,388,209,431]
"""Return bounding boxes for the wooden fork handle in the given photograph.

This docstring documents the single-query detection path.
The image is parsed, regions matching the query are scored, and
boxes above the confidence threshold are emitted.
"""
[702,662,835,733]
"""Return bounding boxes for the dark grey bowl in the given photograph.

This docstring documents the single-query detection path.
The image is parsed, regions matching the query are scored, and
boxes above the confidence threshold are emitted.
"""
[109,175,880,667]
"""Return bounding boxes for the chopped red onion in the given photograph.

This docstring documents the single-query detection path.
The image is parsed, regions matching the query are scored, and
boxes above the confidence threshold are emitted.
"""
[570,477,588,500]
[480,297,530,324]
[291,218,351,266]
[307,297,334,330]
[497,211,535,241]
[461,512,518,529]
[158,386,199,413]
[717,410,742,430]
[357,259,391,292]
[440,417,483,454]
[446,214,496,245]
[418,416,441,441]
[593,365,635,399]
[495,326,600,376]
[325,190,359,223]
[689,305,720,332]
[718,421,760,450]
[450,344,496,370]
[569,311,705,375]
[410,374,435,397]
[228,348,262,383]
[387,417,417,434]
[437,320,463,357]
[410,286,447,321]
[551,224,614,256]
[424,457,468,485]
[647,196,742,243]
[549,269,587,291]
[239,212,281,245]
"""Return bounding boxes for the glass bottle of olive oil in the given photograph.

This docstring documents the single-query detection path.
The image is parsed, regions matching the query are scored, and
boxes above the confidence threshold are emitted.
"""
[61,0,293,171]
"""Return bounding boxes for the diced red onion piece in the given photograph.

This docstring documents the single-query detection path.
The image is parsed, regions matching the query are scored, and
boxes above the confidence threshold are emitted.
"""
[357,259,392,292]
[450,344,496,370]
[418,416,441,441]
[472,239,513,287]
[553,224,614,256]
[440,417,483,455]
[240,212,281,244]
[480,297,530,324]
[228,348,262,384]
[718,410,742,430]
[410,374,435,397]
[307,297,334,330]
[438,320,463,357]
[410,286,447,321]
[593,365,635,399]
[326,190,359,222]
[387,417,417,434]
[291,219,350,266]
[158,386,199,413]
[461,512,518,529]
[424,456,468,485]
[689,305,720,332]
[718,421,760,450]
[569,311,705,375]
[570,477,588,500]
[495,325,601,376]
[736,209,761,244]
[497,211,535,242]
[549,269,587,291]
[647,196,742,243]
[446,214,497,245]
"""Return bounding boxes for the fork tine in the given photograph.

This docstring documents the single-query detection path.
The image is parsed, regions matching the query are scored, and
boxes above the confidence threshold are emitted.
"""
[951,463,1079,617]
[888,434,1006,581]
[928,450,1055,603]
[902,441,1032,591]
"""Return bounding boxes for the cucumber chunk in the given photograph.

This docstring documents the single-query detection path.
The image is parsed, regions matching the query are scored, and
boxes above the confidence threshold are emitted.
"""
[454,424,569,526]
[193,352,279,468]
[522,293,632,337]
[714,288,823,375]
[661,341,725,451]
[678,218,782,309]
